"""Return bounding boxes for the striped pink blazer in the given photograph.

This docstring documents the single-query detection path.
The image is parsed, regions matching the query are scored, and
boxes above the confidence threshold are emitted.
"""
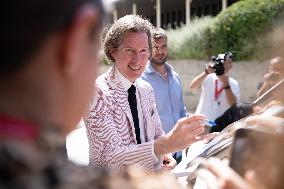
[84,67,165,171]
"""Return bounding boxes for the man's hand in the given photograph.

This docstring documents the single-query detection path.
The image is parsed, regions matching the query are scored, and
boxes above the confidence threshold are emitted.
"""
[256,72,282,98]
[200,132,219,144]
[218,73,237,106]
[189,63,213,91]
[264,72,282,87]
[161,154,177,172]
[154,114,205,157]
[197,158,266,189]
[218,74,229,87]
[245,115,284,133]
[206,63,215,74]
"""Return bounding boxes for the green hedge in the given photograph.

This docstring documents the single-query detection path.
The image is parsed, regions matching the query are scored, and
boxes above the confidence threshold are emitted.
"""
[211,0,284,60]
[167,0,284,60]
[167,16,213,60]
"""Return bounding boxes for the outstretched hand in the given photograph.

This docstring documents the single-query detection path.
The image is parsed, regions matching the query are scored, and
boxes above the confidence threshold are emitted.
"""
[154,114,205,157]
[197,158,266,189]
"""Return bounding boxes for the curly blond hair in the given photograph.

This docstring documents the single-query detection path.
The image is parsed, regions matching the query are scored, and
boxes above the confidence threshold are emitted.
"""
[103,14,153,63]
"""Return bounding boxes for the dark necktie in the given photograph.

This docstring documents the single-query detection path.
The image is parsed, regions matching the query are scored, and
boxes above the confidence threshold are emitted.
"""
[128,85,141,144]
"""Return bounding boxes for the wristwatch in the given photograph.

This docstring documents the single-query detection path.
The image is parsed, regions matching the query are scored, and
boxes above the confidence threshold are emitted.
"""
[224,85,231,90]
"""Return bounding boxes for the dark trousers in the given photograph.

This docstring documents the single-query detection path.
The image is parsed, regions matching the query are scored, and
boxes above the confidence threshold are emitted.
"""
[210,103,253,133]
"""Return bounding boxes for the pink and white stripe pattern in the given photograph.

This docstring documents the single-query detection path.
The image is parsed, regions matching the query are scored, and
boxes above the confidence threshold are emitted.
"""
[84,67,165,171]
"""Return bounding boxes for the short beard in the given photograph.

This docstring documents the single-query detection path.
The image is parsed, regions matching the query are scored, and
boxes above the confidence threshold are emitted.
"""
[151,56,167,65]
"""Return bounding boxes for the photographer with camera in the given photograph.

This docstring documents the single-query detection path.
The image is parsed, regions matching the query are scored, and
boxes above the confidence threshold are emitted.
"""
[190,52,240,130]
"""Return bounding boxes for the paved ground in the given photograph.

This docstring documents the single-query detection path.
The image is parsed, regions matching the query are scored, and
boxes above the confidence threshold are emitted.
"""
[99,60,268,112]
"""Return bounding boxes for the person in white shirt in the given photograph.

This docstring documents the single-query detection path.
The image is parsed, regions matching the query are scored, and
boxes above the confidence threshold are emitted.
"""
[190,53,240,123]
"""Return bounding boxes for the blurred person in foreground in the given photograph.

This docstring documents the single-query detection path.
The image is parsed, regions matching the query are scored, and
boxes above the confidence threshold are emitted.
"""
[84,14,207,172]
[0,0,121,188]
[256,56,284,98]
[197,157,269,189]
[196,114,284,189]
[141,27,187,163]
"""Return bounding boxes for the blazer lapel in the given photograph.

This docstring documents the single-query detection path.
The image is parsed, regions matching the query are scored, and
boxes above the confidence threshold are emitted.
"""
[106,67,137,141]
[137,81,152,142]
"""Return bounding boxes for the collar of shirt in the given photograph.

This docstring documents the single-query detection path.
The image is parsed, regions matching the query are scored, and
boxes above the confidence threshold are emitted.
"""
[115,67,137,91]
[144,61,173,76]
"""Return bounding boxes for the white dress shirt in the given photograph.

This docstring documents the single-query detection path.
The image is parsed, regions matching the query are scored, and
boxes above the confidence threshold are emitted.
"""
[115,69,160,165]
[116,70,146,142]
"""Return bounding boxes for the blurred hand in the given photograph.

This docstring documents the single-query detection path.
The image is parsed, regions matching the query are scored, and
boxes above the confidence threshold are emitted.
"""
[252,106,264,114]
[200,132,219,144]
[264,72,281,84]
[161,154,176,172]
[218,74,229,86]
[154,114,205,157]
[245,115,284,133]
[256,72,283,98]
[206,63,215,74]
[166,114,206,151]
[197,158,266,189]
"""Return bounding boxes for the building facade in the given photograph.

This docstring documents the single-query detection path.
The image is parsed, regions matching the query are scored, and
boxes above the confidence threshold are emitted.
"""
[109,0,238,29]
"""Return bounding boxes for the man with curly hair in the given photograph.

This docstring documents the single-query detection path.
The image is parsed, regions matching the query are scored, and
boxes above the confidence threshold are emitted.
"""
[85,14,206,172]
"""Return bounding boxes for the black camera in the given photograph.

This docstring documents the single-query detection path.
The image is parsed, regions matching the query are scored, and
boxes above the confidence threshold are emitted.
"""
[209,52,233,76]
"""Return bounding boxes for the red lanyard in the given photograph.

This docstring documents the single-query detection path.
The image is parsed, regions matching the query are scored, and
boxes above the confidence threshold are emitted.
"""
[214,79,224,101]
[0,115,39,141]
